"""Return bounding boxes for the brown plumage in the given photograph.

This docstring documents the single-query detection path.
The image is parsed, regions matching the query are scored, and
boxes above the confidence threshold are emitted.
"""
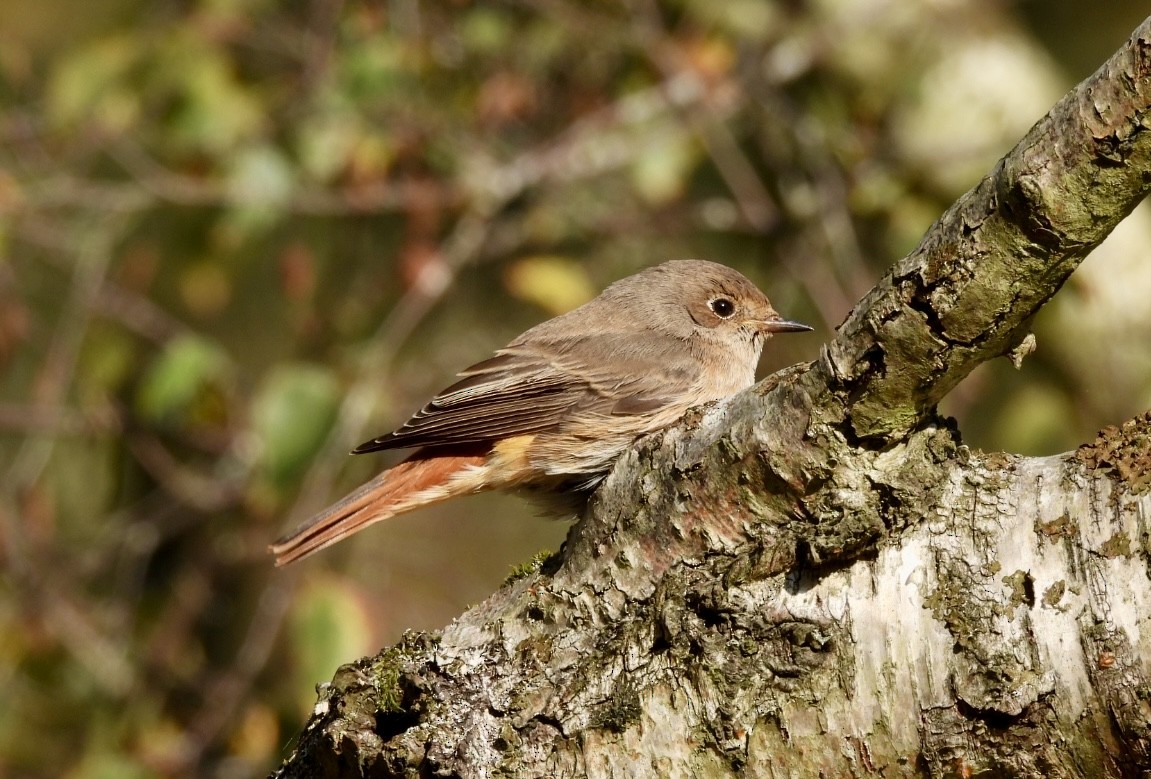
[270,260,811,566]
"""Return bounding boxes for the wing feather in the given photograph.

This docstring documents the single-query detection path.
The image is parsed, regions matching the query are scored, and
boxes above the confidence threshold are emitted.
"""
[353,333,702,454]
[353,350,597,452]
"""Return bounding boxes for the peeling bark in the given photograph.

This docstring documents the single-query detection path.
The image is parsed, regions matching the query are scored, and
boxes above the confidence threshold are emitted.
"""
[273,18,1151,779]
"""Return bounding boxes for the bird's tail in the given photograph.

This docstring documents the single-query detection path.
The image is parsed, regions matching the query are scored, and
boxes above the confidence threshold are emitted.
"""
[270,448,489,566]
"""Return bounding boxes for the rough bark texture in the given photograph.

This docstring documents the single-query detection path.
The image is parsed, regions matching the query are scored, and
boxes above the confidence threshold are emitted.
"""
[273,18,1151,779]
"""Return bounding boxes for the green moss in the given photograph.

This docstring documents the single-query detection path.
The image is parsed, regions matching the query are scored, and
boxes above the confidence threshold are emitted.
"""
[359,631,440,713]
[503,549,558,586]
[373,659,404,713]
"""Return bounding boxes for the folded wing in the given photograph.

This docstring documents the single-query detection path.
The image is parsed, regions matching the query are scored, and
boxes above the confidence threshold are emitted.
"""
[353,334,698,454]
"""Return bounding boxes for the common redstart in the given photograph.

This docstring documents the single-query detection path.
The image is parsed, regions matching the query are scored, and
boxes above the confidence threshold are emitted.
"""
[271,259,811,565]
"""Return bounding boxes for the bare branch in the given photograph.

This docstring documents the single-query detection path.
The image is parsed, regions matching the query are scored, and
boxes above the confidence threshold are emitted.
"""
[823,20,1151,440]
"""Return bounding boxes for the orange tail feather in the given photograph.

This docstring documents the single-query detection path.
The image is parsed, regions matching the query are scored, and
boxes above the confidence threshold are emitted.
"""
[270,448,488,566]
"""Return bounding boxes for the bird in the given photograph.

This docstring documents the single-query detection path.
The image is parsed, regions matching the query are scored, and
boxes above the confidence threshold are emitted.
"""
[270,259,811,565]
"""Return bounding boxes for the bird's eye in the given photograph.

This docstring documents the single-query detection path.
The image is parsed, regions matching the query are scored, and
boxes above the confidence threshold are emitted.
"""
[709,297,736,318]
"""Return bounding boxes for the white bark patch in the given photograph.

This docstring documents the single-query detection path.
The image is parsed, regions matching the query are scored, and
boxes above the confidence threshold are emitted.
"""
[760,450,1151,767]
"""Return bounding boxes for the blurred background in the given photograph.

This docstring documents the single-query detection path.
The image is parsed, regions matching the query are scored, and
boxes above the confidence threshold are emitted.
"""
[1,0,1149,776]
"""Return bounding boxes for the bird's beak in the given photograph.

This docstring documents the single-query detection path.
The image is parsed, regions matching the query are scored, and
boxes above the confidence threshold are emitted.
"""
[761,317,813,334]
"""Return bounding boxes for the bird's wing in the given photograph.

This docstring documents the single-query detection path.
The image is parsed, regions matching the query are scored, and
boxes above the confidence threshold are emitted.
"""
[352,334,698,453]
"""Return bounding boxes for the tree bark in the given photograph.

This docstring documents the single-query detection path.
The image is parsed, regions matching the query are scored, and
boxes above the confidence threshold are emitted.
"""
[273,17,1151,779]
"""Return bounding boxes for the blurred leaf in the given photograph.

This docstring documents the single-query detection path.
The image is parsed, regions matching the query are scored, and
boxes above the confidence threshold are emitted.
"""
[503,256,596,316]
[460,8,514,55]
[47,35,141,131]
[296,113,361,182]
[346,132,396,182]
[629,133,699,205]
[154,36,264,154]
[178,261,233,318]
[225,145,295,206]
[219,145,296,237]
[340,38,407,102]
[50,440,124,540]
[136,335,232,426]
[251,363,340,485]
[520,18,569,70]
[685,0,781,40]
[289,575,373,700]
[682,37,737,81]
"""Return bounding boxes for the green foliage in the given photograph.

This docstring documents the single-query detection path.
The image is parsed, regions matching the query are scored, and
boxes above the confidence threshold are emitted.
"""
[47,35,143,132]
[251,363,339,486]
[78,324,139,399]
[503,256,595,316]
[503,549,559,586]
[136,334,232,428]
[630,132,700,205]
